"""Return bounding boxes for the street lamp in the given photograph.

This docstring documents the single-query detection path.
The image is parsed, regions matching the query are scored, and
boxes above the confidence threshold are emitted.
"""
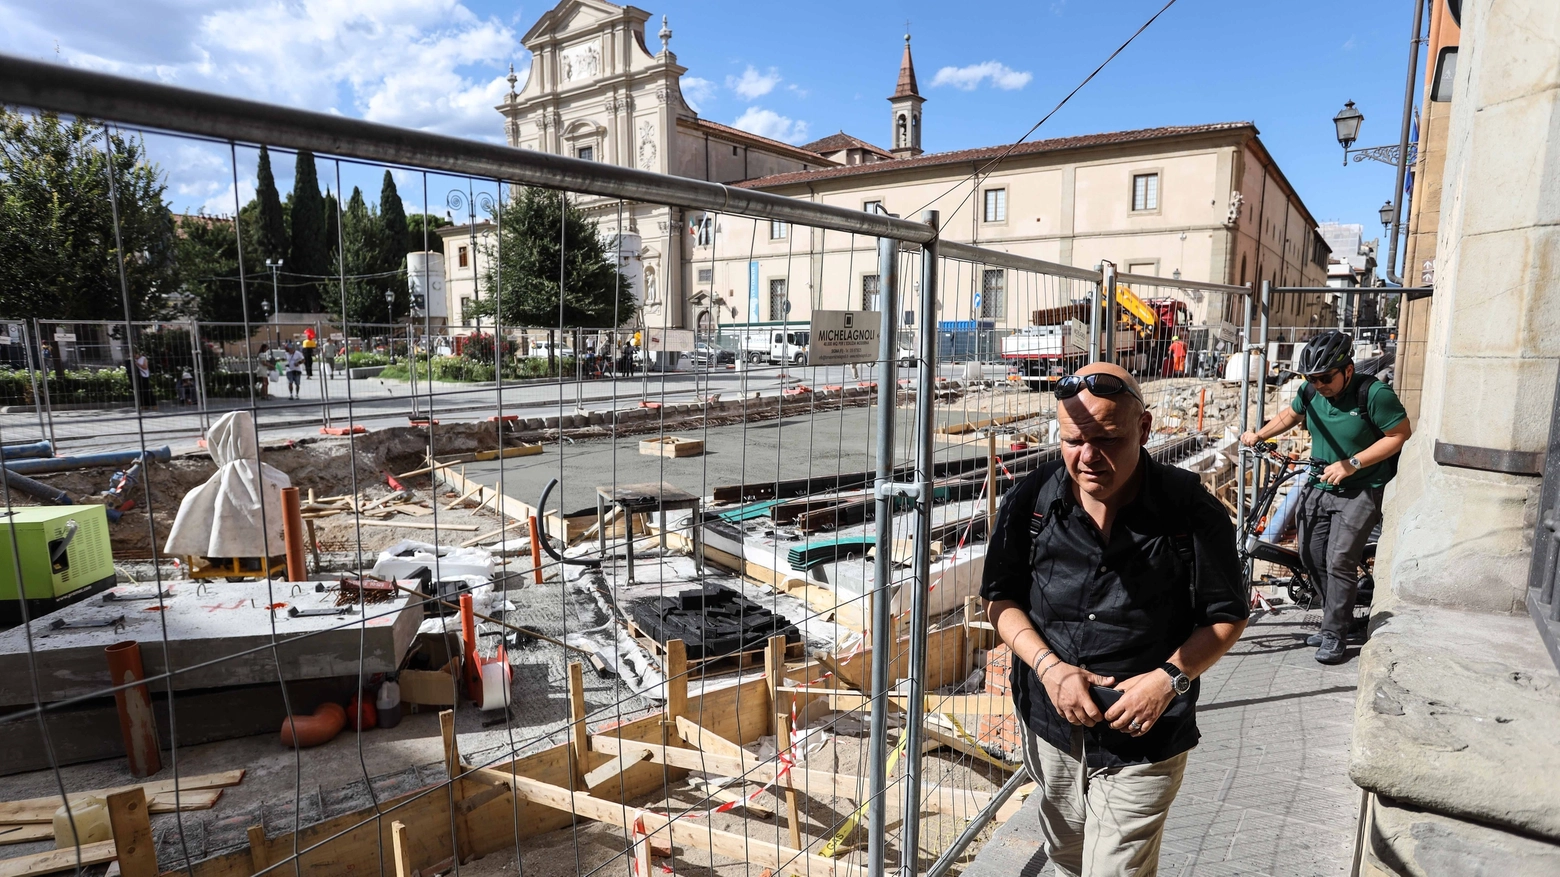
[259,298,273,349]
[384,289,396,361]
[1379,200,1396,230]
[1332,100,1364,162]
[264,258,283,321]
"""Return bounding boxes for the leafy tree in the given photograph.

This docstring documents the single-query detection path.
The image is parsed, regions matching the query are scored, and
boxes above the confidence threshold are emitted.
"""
[0,109,177,321]
[472,186,634,330]
[407,212,451,251]
[287,149,327,312]
[252,145,287,266]
[334,187,397,325]
[173,214,265,323]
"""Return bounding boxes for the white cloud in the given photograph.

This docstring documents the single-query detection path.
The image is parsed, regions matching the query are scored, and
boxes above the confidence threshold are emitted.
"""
[727,65,781,100]
[930,61,1033,91]
[681,76,716,112]
[0,0,526,210]
[786,83,809,99]
[731,107,809,144]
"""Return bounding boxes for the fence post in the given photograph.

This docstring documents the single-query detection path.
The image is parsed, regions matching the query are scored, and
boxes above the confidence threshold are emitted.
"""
[1238,289,1254,579]
[866,231,903,877]
[1088,273,1103,364]
[1101,260,1118,365]
[19,321,49,447]
[1257,281,1272,499]
[33,319,57,449]
[900,210,941,877]
[189,319,210,434]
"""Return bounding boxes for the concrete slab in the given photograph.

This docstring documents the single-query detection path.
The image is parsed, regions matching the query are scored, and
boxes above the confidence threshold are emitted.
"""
[0,579,422,706]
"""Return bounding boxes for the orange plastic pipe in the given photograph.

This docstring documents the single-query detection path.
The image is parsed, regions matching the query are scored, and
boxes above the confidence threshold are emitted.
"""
[105,640,161,777]
[1197,387,1207,433]
[281,486,307,581]
[528,515,543,584]
[280,702,346,748]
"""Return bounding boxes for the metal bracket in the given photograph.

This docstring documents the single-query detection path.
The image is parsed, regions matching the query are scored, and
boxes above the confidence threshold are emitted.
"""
[875,480,929,502]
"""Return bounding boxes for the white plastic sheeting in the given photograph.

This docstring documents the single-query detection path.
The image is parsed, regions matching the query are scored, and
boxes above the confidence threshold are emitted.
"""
[373,540,497,580]
[163,410,291,558]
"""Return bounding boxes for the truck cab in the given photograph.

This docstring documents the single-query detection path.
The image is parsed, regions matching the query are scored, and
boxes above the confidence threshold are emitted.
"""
[769,330,809,365]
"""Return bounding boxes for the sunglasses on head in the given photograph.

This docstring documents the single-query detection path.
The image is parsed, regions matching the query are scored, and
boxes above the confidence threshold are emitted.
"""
[1054,373,1144,405]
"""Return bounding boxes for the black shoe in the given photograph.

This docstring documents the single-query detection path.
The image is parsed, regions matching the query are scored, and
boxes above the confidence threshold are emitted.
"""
[1315,632,1347,664]
[1305,632,1324,647]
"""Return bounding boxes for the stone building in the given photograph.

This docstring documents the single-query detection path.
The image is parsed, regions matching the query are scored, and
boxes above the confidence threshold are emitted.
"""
[1354,0,1560,872]
[441,0,1329,335]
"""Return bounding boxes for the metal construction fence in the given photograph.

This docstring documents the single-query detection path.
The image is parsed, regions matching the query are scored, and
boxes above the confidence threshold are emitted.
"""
[0,54,1376,877]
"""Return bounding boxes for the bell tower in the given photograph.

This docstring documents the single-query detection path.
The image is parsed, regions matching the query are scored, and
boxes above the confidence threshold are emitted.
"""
[888,33,924,158]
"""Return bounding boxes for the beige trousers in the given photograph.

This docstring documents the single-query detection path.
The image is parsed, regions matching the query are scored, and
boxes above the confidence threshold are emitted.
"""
[1020,724,1188,877]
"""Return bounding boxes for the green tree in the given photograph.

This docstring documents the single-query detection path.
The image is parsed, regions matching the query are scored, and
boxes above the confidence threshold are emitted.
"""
[0,110,177,320]
[377,171,408,311]
[173,214,265,323]
[287,149,327,312]
[406,212,451,251]
[473,187,634,331]
[335,187,396,325]
[252,145,287,266]
[323,188,340,272]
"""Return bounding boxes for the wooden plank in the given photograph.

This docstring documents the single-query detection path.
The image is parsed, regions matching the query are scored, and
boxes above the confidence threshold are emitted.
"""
[993,782,1036,824]
[105,788,157,877]
[437,467,584,540]
[568,661,589,786]
[674,716,748,762]
[444,483,483,511]
[0,841,116,877]
[359,520,480,532]
[0,788,224,825]
[767,635,802,851]
[583,747,652,792]
[439,710,471,862]
[470,767,862,877]
[919,785,994,818]
[782,690,1011,716]
[246,825,269,874]
[472,444,542,462]
[391,821,412,877]
[592,734,869,801]
[459,521,525,549]
[664,638,687,744]
[0,824,52,846]
[0,770,243,824]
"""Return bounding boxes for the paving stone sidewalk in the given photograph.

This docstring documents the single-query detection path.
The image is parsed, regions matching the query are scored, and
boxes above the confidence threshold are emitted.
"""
[962,607,1362,877]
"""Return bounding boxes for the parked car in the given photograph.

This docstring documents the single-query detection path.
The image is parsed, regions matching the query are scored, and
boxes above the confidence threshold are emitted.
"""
[690,342,736,367]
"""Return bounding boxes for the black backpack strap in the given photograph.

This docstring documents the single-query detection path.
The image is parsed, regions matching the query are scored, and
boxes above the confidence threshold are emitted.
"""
[1353,374,1384,442]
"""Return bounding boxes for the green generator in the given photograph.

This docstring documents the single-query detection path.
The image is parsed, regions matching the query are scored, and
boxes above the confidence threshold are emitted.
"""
[0,506,117,627]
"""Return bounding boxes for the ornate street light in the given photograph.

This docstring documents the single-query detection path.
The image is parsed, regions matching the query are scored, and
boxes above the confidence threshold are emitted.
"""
[1332,100,1364,160]
[448,187,496,333]
[1379,200,1396,230]
[1332,100,1415,167]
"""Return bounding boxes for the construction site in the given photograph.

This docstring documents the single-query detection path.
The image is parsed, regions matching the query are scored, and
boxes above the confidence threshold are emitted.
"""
[0,54,1370,877]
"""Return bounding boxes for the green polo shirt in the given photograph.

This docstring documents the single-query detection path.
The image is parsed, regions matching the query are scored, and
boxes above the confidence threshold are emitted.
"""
[1291,375,1407,491]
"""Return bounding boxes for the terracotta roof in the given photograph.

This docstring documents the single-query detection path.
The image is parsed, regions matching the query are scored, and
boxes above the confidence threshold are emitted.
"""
[736,122,1257,189]
[893,36,920,98]
[800,131,893,158]
[677,117,833,166]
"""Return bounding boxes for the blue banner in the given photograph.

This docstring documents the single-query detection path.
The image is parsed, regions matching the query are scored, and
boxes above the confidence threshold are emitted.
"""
[748,260,761,321]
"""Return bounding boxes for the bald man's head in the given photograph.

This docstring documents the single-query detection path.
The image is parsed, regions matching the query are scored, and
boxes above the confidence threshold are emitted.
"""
[1070,361,1145,418]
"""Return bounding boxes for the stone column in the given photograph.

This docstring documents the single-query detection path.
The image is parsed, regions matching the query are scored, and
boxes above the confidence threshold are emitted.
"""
[1377,0,1560,614]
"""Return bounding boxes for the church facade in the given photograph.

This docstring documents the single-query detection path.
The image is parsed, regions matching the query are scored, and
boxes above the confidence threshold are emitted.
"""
[442,0,1330,336]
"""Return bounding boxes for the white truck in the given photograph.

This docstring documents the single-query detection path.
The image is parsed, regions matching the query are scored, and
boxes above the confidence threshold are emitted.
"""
[1001,317,1134,390]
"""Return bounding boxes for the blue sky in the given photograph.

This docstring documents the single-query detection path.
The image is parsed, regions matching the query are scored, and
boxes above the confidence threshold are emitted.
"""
[1,0,1420,237]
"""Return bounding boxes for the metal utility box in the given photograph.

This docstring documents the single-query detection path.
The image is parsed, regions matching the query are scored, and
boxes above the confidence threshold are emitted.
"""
[0,506,116,627]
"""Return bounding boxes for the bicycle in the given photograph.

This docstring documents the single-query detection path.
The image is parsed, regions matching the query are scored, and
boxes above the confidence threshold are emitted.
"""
[1239,442,1376,614]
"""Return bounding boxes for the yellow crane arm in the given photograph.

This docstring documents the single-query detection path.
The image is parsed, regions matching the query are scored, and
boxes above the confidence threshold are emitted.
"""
[1114,285,1159,330]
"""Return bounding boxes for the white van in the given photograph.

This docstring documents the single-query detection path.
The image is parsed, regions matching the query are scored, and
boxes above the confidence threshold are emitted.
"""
[768,329,809,365]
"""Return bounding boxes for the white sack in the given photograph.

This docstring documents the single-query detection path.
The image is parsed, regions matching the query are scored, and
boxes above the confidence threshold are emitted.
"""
[163,411,292,558]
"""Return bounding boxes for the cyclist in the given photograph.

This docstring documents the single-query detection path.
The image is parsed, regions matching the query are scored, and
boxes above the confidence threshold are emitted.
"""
[1240,331,1411,664]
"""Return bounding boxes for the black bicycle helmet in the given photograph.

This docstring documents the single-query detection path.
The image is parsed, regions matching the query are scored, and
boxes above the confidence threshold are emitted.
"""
[1297,331,1354,376]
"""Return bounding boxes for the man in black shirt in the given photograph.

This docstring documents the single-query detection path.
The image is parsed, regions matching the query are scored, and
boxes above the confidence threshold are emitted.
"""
[981,362,1249,876]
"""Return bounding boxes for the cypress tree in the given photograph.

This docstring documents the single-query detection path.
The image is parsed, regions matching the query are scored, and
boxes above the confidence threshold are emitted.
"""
[378,171,409,261]
[321,188,340,307]
[339,186,393,324]
[253,145,287,265]
[287,149,327,312]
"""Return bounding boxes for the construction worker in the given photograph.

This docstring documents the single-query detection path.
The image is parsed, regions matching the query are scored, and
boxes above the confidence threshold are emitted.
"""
[1240,331,1411,664]
[1168,335,1188,377]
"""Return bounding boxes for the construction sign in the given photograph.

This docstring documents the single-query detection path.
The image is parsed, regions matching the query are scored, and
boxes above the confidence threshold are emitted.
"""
[807,309,880,366]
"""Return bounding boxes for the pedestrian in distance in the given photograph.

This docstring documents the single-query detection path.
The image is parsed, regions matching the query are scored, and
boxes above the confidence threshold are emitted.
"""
[253,343,273,400]
[175,368,196,405]
[323,338,340,379]
[302,328,317,378]
[1241,331,1411,664]
[982,362,1250,877]
[131,347,154,409]
[284,343,305,400]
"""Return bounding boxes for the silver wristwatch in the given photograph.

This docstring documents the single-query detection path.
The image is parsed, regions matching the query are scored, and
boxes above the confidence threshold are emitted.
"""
[1348,455,1363,469]
[1161,662,1192,696]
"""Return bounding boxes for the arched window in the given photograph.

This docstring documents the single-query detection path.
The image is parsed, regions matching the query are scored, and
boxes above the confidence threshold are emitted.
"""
[897,114,907,146]
[912,114,919,145]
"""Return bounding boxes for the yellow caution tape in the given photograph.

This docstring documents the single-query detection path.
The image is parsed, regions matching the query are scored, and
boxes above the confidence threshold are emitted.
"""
[821,731,911,858]
[941,713,1023,772]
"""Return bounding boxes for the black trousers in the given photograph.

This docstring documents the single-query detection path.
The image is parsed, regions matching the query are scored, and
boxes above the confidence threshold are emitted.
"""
[1297,485,1384,636]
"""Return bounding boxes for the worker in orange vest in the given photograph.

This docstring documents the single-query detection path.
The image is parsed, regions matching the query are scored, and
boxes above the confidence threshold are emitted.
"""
[1169,335,1188,377]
